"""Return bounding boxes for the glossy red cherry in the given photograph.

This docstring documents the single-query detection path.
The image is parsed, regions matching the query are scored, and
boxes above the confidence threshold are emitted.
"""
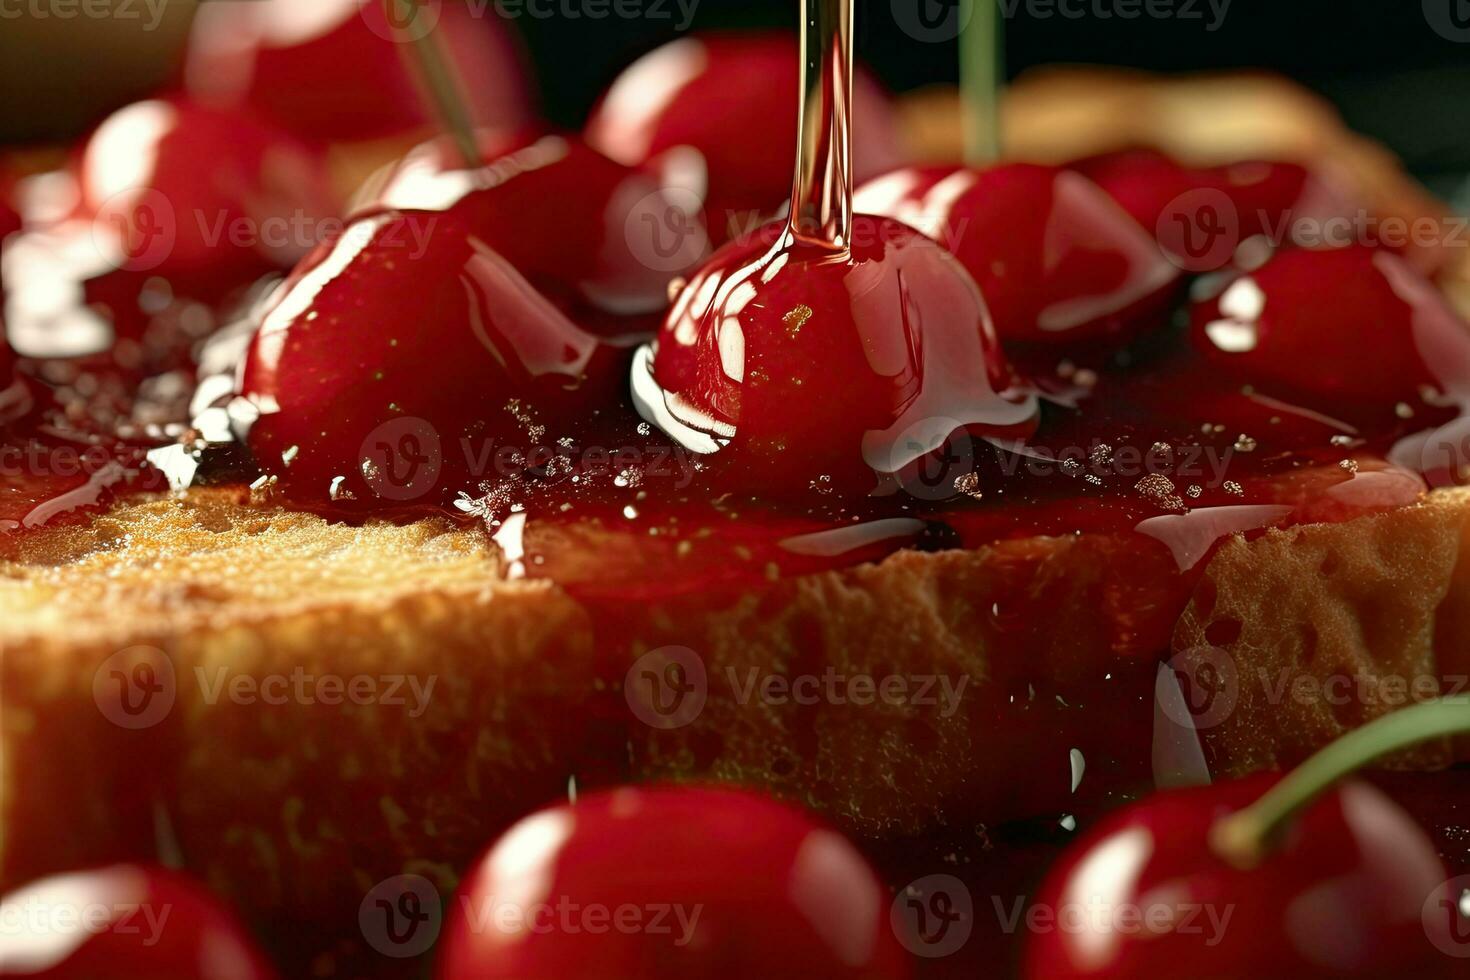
[1073,150,1344,253]
[368,132,708,336]
[437,786,910,980]
[183,0,533,144]
[76,96,336,284]
[3,98,334,370]
[856,163,1180,345]
[1023,774,1455,979]
[585,34,902,241]
[637,215,1038,499]
[1190,244,1470,407]
[237,206,626,508]
[0,864,276,980]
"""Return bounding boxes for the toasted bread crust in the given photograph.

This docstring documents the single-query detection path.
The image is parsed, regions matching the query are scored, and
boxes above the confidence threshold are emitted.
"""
[5,486,1469,926]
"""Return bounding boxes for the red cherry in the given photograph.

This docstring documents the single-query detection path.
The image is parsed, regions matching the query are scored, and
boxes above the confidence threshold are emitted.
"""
[76,96,336,283]
[238,206,625,508]
[637,215,1038,498]
[437,786,910,980]
[369,133,708,336]
[0,864,276,980]
[1190,244,1470,408]
[1023,774,1454,979]
[183,0,533,144]
[585,34,902,241]
[855,163,1180,345]
[1075,151,1324,239]
[4,98,334,371]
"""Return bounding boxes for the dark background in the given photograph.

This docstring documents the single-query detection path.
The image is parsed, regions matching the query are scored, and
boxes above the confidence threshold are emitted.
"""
[516,0,1470,181]
[3,0,1468,187]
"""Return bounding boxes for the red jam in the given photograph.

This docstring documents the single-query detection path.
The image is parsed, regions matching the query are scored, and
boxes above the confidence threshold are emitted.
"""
[585,33,903,241]
[182,0,533,144]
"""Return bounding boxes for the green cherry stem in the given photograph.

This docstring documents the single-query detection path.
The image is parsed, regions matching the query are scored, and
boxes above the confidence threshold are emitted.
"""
[390,0,483,168]
[960,0,1002,165]
[1210,695,1470,869]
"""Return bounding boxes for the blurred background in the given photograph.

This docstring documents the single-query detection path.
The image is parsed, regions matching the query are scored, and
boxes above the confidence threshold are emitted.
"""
[2,0,1468,189]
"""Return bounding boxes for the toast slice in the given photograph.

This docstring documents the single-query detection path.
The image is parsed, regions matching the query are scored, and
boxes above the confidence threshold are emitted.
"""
[4,482,1469,930]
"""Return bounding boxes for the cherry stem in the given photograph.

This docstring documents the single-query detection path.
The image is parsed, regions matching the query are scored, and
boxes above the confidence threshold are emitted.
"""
[1210,696,1470,869]
[789,0,853,250]
[390,0,483,168]
[960,0,1002,164]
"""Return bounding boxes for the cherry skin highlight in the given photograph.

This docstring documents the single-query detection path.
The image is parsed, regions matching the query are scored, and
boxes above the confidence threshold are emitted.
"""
[1190,244,1470,408]
[855,163,1180,345]
[1023,775,1456,979]
[585,34,902,242]
[1073,150,1344,264]
[637,215,1038,500]
[368,133,709,337]
[0,864,277,980]
[76,96,336,285]
[183,0,532,144]
[436,786,910,980]
[238,207,626,509]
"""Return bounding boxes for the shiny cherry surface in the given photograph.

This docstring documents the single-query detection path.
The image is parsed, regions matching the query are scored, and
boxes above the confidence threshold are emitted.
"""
[638,215,1038,498]
[1073,150,1341,261]
[1023,775,1456,979]
[77,96,335,281]
[0,864,276,980]
[1191,244,1470,407]
[238,206,626,508]
[183,0,532,143]
[368,133,708,335]
[4,97,334,372]
[436,786,910,980]
[585,34,902,241]
[855,163,1180,345]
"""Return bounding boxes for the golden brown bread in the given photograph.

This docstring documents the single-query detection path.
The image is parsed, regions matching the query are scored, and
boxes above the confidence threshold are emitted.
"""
[4,484,1470,941]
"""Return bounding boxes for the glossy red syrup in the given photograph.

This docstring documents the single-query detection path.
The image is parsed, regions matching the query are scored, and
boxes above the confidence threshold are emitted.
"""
[0,864,276,980]
[1023,775,1456,979]
[637,214,1039,498]
[182,0,533,144]
[854,163,1181,345]
[437,786,910,980]
[585,33,903,242]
